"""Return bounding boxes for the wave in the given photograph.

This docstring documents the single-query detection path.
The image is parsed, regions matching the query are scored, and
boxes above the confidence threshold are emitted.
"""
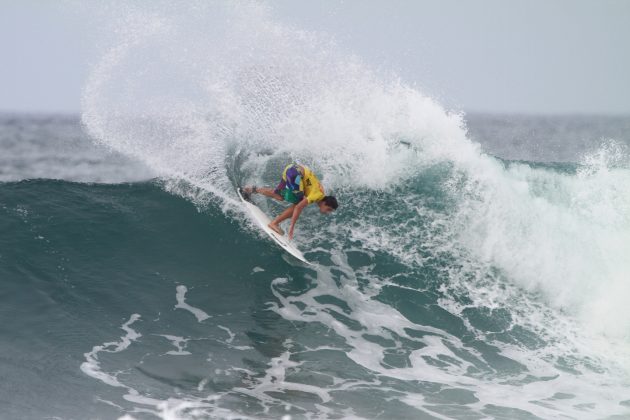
[30,1,629,417]
[2,170,629,418]
[79,0,630,336]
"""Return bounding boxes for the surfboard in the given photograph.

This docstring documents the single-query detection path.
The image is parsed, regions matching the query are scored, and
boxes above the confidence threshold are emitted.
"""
[236,188,313,265]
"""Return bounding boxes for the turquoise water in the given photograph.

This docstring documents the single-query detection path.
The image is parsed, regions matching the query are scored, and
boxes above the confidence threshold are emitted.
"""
[2,154,629,418]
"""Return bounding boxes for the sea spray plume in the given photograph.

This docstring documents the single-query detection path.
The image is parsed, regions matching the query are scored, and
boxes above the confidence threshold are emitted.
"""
[81,2,235,203]
[81,1,469,198]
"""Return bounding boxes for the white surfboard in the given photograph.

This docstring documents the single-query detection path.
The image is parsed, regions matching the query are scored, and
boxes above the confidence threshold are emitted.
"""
[236,188,313,265]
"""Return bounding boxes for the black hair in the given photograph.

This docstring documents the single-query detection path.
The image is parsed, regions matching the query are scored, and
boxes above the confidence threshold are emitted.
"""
[322,195,338,210]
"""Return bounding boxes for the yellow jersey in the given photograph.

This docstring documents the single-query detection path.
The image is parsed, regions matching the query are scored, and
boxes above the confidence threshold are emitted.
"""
[301,166,325,204]
[280,164,325,204]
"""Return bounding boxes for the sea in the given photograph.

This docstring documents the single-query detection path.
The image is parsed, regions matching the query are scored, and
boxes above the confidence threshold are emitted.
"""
[2,3,630,420]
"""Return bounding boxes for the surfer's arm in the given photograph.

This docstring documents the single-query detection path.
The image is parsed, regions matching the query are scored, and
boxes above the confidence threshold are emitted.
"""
[288,198,309,240]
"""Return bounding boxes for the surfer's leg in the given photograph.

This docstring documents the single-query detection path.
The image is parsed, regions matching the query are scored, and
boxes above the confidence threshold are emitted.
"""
[269,205,295,235]
[244,186,284,201]
[256,187,284,202]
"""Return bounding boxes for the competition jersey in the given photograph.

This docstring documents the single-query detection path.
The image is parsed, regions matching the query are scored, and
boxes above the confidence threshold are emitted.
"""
[301,166,325,204]
[280,164,325,204]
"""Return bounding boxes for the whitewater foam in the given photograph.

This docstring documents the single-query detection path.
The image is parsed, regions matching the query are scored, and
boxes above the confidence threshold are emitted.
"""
[174,285,211,322]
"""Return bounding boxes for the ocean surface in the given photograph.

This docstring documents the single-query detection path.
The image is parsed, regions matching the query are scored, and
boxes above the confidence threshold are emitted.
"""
[2,3,630,420]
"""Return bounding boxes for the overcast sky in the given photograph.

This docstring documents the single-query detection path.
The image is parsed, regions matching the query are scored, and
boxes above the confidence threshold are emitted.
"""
[1,0,629,114]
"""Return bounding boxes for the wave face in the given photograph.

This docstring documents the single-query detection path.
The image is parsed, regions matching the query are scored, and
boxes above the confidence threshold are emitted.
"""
[2,175,629,419]
[3,2,630,419]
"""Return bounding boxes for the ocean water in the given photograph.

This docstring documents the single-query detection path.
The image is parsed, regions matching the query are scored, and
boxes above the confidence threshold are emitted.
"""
[2,3,630,420]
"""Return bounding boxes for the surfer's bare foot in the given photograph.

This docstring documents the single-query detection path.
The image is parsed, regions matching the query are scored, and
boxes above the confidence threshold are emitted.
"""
[243,186,257,194]
[268,223,284,235]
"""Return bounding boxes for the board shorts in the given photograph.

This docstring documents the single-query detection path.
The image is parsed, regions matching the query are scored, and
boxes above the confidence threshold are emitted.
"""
[274,164,304,204]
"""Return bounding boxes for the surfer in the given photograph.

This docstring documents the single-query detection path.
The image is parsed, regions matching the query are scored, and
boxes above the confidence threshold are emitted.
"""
[243,163,338,240]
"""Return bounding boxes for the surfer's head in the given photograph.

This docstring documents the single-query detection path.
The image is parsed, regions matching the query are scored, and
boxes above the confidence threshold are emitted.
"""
[318,196,338,214]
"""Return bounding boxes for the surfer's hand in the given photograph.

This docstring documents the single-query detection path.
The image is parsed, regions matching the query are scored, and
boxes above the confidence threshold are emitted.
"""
[288,231,294,240]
